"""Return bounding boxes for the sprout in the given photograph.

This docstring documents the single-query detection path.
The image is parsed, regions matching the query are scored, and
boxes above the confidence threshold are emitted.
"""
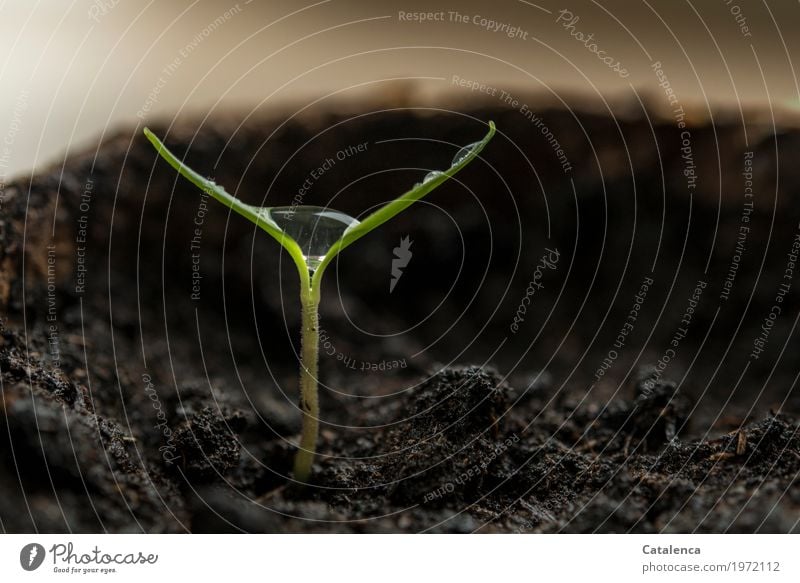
[144,121,496,482]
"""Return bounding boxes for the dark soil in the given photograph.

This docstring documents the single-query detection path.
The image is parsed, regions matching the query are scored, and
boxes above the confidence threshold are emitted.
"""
[1,96,798,532]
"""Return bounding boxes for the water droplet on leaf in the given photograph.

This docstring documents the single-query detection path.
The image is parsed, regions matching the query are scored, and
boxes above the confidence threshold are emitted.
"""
[423,170,444,183]
[268,206,360,272]
[451,141,481,167]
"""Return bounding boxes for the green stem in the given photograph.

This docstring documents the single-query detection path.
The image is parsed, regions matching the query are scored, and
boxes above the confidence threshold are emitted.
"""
[293,273,321,482]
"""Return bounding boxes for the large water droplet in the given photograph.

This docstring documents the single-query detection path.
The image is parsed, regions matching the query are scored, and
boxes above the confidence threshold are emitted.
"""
[268,206,360,272]
[451,141,481,167]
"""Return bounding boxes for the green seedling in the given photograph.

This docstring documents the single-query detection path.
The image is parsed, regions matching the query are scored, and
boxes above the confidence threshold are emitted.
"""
[144,121,496,482]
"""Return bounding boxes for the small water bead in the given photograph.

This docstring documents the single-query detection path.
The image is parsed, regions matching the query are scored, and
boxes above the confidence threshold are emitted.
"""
[408,139,484,190]
[423,170,444,183]
[451,141,481,166]
[267,206,360,272]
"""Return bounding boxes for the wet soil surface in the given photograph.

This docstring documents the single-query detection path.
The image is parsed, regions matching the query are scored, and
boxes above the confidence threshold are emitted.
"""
[1,100,798,532]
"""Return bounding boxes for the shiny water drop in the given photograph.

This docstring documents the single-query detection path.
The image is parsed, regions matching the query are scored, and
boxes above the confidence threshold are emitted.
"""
[267,206,360,272]
[423,170,444,183]
[451,141,481,166]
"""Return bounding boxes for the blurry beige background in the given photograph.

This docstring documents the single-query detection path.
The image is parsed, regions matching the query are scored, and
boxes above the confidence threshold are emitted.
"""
[2,0,799,182]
